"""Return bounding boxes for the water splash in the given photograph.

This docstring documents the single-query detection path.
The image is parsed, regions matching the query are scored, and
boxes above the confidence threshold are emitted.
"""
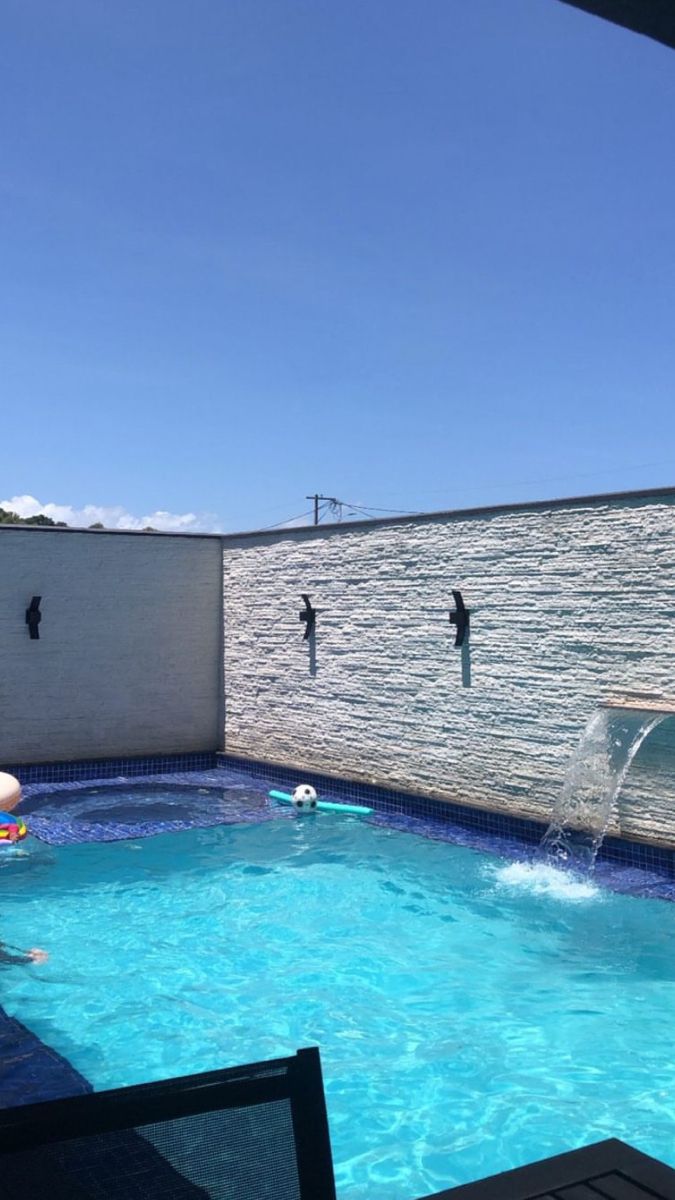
[539,707,666,874]
[494,861,598,901]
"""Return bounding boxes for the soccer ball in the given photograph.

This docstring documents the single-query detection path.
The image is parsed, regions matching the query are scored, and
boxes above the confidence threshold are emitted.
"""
[292,784,318,812]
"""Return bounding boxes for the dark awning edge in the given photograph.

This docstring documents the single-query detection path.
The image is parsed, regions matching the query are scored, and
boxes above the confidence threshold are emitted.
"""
[558,1,675,52]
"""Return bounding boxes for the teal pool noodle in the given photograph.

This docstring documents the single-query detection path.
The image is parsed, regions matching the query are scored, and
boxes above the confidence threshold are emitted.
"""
[316,798,373,815]
[268,790,372,816]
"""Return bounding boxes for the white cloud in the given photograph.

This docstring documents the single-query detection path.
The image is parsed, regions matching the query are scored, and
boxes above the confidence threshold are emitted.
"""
[0,494,223,534]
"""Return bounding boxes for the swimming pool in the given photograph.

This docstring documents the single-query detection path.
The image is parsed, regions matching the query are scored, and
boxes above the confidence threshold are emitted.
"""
[3,795,675,1200]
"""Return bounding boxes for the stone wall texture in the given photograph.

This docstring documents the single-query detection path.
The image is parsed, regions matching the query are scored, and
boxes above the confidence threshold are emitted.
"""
[0,530,223,763]
[222,494,675,845]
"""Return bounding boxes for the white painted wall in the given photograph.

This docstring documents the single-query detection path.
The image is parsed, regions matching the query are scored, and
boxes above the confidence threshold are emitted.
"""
[222,495,675,845]
[0,530,223,763]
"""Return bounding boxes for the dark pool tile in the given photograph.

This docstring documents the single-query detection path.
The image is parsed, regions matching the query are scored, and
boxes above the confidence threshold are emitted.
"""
[0,1009,91,1108]
[1,753,219,786]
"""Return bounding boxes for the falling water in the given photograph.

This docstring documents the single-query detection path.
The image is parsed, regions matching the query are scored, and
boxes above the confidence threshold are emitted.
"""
[539,706,666,874]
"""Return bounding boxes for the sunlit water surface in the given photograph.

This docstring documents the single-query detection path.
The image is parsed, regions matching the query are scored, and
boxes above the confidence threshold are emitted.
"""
[3,815,675,1200]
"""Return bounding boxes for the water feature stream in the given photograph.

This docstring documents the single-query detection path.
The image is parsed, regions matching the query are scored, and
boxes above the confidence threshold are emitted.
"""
[539,704,667,873]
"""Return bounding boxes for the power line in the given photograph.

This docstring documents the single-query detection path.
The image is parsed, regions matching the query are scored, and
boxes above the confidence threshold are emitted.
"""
[260,496,418,532]
[306,494,344,524]
[400,461,675,505]
[304,495,420,524]
[340,504,380,519]
[341,502,419,515]
[261,508,315,530]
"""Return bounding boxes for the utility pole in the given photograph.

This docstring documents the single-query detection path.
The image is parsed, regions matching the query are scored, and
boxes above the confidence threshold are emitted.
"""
[306,495,342,525]
[307,494,320,525]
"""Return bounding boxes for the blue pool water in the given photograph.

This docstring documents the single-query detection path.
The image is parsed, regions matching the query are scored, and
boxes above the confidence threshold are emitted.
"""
[2,808,675,1199]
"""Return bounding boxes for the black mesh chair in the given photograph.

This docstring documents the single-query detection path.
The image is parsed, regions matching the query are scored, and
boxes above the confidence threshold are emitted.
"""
[0,1046,337,1200]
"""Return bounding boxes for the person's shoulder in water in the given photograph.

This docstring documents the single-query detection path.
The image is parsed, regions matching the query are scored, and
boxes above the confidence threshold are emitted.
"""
[0,943,48,965]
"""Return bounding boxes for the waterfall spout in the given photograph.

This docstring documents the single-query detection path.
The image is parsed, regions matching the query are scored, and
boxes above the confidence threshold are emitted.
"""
[539,703,667,874]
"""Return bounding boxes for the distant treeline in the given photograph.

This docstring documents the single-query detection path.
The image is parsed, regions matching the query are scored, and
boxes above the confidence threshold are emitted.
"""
[0,507,67,526]
[0,508,155,531]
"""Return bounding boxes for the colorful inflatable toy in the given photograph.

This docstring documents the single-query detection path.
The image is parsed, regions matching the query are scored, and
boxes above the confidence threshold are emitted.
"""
[0,812,27,844]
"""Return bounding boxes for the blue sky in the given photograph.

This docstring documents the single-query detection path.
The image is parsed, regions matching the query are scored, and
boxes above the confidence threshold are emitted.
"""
[2,0,674,531]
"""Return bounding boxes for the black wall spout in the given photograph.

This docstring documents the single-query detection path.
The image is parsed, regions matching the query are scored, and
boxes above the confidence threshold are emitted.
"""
[26,596,42,640]
[299,594,316,640]
[449,590,470,647]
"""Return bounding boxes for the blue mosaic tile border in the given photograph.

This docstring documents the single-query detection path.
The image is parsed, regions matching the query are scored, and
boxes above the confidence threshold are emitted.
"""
[597,831,675,877]
[217,753,675,886]
[218,752,547,836]
[1,752,219,785]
